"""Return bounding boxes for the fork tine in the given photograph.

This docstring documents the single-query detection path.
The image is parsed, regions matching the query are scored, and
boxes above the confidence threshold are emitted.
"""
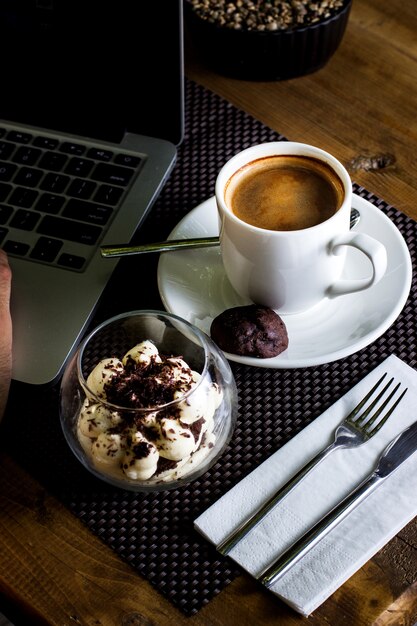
[364,385,408,436]
[346,373,389,423]
[347,371,407,436]
[352,376,395,426]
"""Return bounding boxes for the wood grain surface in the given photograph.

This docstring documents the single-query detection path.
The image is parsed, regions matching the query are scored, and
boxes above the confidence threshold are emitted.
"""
[1,1,417,624]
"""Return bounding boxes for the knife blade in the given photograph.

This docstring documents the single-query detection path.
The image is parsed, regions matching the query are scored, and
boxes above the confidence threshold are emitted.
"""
[259,405,415,589]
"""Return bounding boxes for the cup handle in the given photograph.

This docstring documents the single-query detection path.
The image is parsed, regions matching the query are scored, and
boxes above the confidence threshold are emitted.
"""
[327,232,387,296]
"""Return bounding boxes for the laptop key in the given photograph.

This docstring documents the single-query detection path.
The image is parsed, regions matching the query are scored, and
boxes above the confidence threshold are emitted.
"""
[65,157,94,177]
[0,161,18,181]
[63,198,112,226]
[35,193,65,214]
[14,167,44,187]
[93,184,123,206]
[12,146,42,165]
[0,142,16,160]
[30,236,63,262]
[0,183,12,202]
[38,151,68,171]
[60,141,86,156]
[91,162,134,186]
[114,153,142,168]
[87,147,113,161]
[8,187,39,208]
[33,136,60,150]
[7,130,32,144]
[57,252,86,270]
[10,209,41,231]
[3,240,30,255]
[0,205,13,224]
[37,215,102,245]
[40,173,70,194]
[66,179,96,200]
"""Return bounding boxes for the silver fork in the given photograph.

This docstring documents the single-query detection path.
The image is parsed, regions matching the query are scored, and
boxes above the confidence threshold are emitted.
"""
[217,372,406,556]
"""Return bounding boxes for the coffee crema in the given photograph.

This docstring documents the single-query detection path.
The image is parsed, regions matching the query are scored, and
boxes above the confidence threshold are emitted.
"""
[225,155,345,231]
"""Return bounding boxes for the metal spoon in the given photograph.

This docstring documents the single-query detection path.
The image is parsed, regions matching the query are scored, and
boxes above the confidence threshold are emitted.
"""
[100,208,361,259]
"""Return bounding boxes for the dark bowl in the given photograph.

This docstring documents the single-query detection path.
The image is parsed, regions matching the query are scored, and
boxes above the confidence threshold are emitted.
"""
[184,0,353,81]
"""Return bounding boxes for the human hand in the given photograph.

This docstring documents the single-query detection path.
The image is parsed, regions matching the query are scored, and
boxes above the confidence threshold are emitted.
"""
[0,250,12,420]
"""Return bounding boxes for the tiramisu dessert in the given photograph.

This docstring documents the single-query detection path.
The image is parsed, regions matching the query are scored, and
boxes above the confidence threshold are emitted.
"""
[77,340,223,484]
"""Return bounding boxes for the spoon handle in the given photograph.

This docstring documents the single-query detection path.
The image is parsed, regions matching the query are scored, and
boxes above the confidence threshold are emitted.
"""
[101,237,220,258]
[100,208,361,259]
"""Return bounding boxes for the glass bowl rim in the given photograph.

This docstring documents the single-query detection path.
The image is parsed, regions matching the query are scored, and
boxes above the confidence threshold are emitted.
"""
[76,309,214,413]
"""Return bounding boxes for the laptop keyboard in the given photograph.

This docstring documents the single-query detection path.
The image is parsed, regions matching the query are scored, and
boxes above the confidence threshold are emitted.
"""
[0,125,144,272]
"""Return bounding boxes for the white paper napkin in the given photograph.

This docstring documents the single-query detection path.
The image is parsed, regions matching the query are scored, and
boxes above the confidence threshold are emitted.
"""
[194,354,417,616]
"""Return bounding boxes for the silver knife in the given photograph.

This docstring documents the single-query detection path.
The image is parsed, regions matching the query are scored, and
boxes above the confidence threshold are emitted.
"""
[259,411,415,589]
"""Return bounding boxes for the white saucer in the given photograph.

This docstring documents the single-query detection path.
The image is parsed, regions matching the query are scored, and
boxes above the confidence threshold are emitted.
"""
[157,195,412,368]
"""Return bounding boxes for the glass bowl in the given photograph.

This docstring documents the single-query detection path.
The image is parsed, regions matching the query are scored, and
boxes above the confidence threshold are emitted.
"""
[60,310,238,492]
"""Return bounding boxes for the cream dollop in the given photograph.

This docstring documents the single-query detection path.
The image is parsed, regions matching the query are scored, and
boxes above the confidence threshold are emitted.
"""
[122,340,161,366]
[86,357,124,399]
[78,401,121,438]
[122,432,159,480]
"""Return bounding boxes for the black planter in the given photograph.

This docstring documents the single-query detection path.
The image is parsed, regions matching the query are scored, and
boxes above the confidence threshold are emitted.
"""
[184,0,353,81]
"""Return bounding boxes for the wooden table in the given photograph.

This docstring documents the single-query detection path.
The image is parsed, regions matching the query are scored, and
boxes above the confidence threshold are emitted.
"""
[1,1,417,624]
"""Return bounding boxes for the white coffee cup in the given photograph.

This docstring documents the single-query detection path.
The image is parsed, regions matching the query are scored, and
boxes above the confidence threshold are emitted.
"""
[215,142,387,314]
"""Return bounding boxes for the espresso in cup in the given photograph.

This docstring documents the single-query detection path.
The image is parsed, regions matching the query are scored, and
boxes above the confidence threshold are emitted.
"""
[225,155,345,231]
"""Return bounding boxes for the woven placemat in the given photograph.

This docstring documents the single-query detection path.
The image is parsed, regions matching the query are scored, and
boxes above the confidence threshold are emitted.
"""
[3,78,417,616]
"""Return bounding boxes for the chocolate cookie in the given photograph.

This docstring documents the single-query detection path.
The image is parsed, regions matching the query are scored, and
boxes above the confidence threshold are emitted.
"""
[210,305,288,358]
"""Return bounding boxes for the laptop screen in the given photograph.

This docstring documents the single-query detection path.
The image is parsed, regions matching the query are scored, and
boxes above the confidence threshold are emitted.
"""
[0,0,184,146]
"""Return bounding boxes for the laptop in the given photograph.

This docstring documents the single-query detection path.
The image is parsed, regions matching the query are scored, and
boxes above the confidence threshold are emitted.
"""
[0,0,184,385]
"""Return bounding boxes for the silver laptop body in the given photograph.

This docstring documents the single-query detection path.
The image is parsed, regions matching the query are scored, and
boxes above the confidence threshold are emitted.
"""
[0,0,184,384]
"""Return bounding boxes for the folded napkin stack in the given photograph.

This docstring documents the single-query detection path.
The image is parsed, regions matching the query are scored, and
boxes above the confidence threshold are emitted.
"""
[195,354,417,616]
